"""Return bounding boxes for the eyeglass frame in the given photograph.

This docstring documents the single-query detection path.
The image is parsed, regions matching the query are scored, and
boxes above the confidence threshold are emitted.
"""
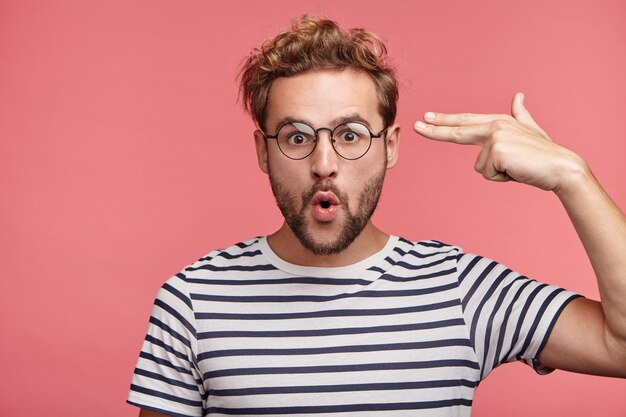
[263,120,388,161]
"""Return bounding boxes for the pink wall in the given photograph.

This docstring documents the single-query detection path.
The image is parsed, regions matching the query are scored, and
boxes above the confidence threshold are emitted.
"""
[2,0,625,415]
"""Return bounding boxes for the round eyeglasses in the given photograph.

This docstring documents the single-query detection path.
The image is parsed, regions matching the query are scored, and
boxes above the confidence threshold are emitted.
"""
[264,121,387,160]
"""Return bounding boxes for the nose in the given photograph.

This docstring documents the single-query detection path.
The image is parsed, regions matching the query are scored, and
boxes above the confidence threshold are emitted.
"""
[310,129,338,180]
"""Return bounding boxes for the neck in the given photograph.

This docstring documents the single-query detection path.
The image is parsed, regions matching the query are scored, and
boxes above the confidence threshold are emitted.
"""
[266,221,390,267]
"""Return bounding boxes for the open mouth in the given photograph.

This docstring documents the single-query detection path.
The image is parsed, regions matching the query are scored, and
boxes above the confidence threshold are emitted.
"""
[311,191,339,208]
[310,191,340,222]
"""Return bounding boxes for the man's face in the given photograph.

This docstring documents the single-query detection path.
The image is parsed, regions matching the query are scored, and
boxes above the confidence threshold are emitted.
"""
[255,69,399,255]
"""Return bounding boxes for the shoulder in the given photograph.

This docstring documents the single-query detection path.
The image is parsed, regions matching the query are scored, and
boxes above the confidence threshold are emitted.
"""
[395,236,463,259]
[151,237,270,310]
[392,238,514,283]
[154,237,281,299]
[177,236,276,275]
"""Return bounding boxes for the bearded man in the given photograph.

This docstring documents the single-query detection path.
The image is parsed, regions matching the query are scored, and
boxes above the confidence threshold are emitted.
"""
[128,16,626,417]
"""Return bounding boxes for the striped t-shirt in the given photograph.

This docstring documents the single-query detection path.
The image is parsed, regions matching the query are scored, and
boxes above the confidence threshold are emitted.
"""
[128,235,580,417]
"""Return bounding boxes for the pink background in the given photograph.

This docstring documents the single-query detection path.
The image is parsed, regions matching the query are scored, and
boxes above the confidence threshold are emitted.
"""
[2,0,625,415]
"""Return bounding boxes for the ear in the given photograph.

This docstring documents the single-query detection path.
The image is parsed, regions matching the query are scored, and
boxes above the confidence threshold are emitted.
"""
[384,123,400,169]
[254,129,269,174]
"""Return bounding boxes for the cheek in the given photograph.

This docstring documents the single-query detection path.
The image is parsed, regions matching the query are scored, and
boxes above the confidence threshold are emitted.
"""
[351,155,385,180]
[268,158,307,188]
[342,168,371,196]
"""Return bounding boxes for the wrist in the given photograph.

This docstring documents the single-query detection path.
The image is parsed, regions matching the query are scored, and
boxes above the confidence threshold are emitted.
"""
[553,153,595,200]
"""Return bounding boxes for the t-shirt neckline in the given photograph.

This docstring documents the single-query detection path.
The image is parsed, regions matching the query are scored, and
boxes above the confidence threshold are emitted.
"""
[258,235,399,278]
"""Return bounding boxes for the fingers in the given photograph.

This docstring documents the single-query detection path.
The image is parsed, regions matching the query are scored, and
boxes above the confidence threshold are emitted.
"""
[421,111,511,127]
[474,146,513,182]
[414,105,515,145]
[414,93,552,146]
[414,94,559,187]
[414,121,491,145]
[422,93,541,132]
[511,92,551,139]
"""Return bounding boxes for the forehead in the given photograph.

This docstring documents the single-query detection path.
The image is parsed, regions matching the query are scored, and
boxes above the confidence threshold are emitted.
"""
[265,69,381,130]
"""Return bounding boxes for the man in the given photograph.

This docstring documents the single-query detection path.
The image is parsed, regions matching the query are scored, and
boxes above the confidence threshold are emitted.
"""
[128,17,626,417]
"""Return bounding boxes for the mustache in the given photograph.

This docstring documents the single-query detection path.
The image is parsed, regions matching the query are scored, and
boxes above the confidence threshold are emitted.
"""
[301,181,346,206]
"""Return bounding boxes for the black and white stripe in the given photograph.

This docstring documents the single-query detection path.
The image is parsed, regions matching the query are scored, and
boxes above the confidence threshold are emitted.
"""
[128,236,579,416]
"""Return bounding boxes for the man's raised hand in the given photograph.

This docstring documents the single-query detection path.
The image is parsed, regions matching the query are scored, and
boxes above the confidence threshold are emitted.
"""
[414,93,588,195]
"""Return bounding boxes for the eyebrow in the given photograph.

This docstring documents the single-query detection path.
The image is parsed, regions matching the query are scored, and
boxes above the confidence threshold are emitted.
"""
[269,113,374,133]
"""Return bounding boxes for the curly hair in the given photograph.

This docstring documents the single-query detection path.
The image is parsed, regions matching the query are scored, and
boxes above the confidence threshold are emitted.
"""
[239,16,399,131]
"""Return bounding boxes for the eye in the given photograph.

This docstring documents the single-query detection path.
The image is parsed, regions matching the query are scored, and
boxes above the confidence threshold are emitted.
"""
[339,130,358,143]
[335,123,369,144]
[287,133,312,146]
[278,122,316,147]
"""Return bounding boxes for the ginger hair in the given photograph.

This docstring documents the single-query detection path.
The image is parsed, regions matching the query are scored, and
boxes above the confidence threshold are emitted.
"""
[239,16,399,131]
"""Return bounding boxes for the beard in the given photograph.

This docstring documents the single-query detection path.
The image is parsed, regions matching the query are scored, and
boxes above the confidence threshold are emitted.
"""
[268,165,387,256]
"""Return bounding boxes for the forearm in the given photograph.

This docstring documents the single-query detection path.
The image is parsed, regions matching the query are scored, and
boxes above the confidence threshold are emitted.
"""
[555,160,626,342]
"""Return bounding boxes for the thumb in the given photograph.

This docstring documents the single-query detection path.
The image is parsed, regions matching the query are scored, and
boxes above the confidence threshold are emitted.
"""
[511,92,550,138]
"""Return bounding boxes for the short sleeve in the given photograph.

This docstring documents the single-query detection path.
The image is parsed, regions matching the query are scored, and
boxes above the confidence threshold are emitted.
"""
[127,274,206,417]
[456,253,581,380]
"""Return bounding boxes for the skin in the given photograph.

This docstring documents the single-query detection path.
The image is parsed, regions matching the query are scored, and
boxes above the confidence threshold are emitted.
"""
[138,74,626,417]
[268,163,387,256]
[254,69,400,267]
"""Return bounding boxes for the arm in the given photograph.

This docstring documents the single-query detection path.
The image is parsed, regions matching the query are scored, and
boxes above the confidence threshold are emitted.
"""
[539,168,626,376]
[414,93,626,377]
